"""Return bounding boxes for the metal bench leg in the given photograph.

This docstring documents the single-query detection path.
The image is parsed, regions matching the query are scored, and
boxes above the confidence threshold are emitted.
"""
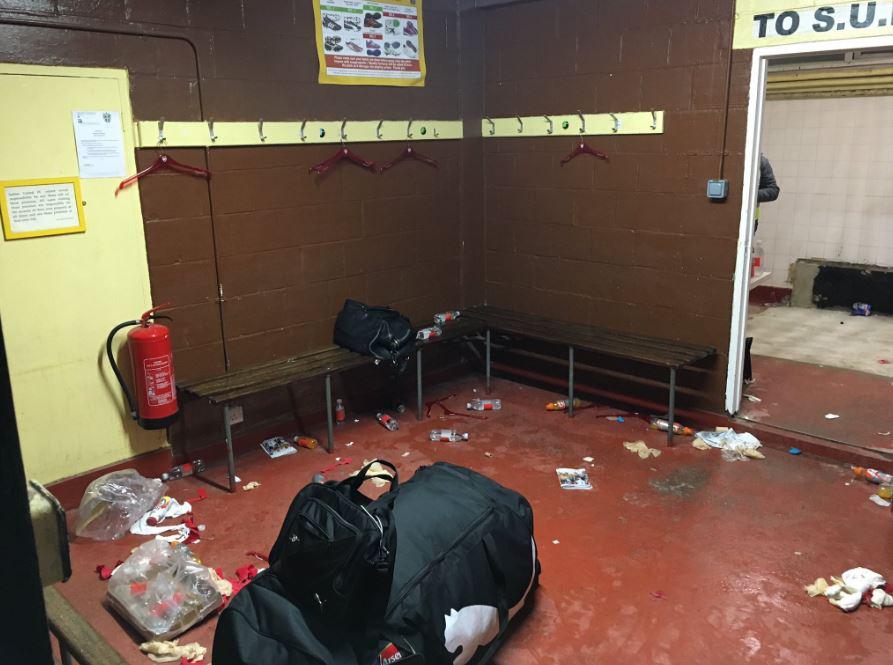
[667,367,677,445]
[485,329,491,394]
[222,405,236,493]
[416,349,423,421]
[325,374,335,453]
[568,345,575,418]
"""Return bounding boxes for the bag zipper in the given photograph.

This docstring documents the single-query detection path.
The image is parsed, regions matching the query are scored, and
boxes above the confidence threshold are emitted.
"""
[385,506,494,614]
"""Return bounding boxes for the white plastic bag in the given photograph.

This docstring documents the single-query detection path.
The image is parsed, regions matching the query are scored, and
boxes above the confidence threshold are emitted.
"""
[107,540,222,640]
[74,469,166,540]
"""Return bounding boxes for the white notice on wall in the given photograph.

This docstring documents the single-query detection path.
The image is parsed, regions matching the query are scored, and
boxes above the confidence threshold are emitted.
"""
[4,182,80,234]
[72,111,126,178]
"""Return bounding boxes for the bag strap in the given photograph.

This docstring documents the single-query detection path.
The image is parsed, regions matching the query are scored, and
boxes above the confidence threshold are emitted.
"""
[341,459,399,493]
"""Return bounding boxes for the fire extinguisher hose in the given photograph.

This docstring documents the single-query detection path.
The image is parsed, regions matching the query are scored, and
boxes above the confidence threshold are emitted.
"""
[106,320,141,420]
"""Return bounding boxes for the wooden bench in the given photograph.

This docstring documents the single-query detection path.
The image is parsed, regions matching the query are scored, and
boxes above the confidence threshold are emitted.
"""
[179,317,485,492]
[44,586,127,665]
[465,305,716,444]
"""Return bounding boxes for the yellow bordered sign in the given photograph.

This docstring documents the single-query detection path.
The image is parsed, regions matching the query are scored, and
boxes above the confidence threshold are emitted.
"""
[0,177,86,240]
[314,0,426,86]
[734,1,893,49]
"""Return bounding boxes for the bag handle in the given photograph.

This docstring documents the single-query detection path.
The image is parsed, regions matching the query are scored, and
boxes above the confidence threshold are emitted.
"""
[343,459,399,492]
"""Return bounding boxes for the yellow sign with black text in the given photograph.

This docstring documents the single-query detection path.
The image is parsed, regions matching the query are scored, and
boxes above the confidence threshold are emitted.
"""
[314,0,426,86]
[734,1,893,48]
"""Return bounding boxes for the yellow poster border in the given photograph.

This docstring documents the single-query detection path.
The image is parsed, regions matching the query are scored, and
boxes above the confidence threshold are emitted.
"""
[314,0,426,87]
[0,176,86,240]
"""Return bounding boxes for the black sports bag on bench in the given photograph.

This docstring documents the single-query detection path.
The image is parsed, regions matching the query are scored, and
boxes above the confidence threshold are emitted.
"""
[333,299,414,368]
[213,461,540,665]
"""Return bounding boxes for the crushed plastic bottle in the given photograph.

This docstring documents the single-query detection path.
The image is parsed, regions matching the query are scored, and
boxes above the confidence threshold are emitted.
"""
[433,310,461,325]
[161,459,206,482]
[467,398,501,411]
[416,325,443,341]
[853,467,893,485]
[649,417,694,436]
[335,398,346,425]
[429,429,469,442]
[546,398,583,412]
[376,412,399,432]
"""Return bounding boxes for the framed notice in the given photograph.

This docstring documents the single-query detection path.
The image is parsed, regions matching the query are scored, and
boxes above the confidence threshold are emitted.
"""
[0,177,86,240]
[314,0,426,87]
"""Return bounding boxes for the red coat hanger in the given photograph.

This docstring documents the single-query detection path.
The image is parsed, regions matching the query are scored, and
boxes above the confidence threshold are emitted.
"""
[378,145,438,173]
[309,120,377,175]
[378,119,438,173]
[116,153,211,196]
[560,111,608,166]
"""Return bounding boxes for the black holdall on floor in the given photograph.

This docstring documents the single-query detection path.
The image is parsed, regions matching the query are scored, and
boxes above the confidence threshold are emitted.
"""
[213,461,540,665]
[333,299,414,369]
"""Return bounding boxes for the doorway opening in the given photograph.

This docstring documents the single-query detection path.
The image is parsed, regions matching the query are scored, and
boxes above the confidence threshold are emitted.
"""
[727,36,893,456]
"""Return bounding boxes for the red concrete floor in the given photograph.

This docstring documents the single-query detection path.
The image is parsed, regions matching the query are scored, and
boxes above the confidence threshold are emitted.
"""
[56,377,893,664]
[740,355,893,455]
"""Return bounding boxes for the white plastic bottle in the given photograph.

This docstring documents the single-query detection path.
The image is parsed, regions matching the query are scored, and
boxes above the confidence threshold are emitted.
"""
[434,310,461,325]
[376,412,399,432]
[416,325,443,341]
[429,429,469,442]
[467,398,501,411]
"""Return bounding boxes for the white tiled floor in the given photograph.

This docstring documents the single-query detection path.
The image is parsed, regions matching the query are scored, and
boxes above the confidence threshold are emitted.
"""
[747,306,893,377]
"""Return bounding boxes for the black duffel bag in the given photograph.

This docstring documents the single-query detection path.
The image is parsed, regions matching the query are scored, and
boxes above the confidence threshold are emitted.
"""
[333,299,414,368]
[213,462,539,665]
[267,460,398,626]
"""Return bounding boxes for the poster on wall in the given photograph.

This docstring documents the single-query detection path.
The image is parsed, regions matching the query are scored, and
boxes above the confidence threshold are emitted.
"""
[0,177,86,240]
[313,0,426,86]
[72,111,126,178]
[734,1,893,49]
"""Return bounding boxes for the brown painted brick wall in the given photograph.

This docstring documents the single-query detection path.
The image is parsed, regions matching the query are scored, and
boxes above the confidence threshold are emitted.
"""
[0,0,468,382]
[481,0,749,410]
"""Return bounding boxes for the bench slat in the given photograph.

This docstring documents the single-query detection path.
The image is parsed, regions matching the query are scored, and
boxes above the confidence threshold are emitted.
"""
[467,306,713,368]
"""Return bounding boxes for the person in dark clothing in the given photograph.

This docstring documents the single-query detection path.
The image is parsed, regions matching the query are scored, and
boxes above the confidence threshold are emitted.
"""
[755,153,779,233]
[758,153,780,204]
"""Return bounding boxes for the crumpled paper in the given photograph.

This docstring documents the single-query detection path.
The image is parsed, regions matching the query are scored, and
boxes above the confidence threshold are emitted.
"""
[870,588,893,609]
[623,440,661,459]
[693,429,764,461]
[806,567,888,612]
[804,577,829,597]
[139,639,206,663]
[350,460,394,488]
[130,496,193,543]
[208,566,233,597]
[242,481,261,491]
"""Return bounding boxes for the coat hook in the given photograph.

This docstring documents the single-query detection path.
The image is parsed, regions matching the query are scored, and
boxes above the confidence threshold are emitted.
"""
[258,118,266,142]
[650,111,658,131]
[407,119,414,140]
[376,120,384,140]
[516,115,524,133]
[433,125,440,138]
[207,118,217,142]
[577,110,586,134]
[485,117,495,135]
[300,120,307,142]
[610,113,620,133]
[157,118,166,144]
[543,115,553,135]
[340,118,347,143]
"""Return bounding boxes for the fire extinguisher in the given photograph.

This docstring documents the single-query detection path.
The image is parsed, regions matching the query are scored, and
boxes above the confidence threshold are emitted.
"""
[106,306,179,430]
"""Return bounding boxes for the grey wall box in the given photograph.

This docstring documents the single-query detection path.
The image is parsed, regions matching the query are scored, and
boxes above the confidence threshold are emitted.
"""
[706,179,728,200]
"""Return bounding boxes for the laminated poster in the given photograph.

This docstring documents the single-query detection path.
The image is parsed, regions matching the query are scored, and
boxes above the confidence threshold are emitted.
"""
[314,0,425,87]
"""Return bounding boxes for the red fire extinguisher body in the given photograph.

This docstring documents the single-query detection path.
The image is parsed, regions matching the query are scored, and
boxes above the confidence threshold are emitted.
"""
[128,322,178,428]
[107,306,179,430]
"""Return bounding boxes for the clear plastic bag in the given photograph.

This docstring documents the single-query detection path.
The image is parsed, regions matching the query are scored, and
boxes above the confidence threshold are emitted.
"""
[73,469,166,541]
[107,540,223,640]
